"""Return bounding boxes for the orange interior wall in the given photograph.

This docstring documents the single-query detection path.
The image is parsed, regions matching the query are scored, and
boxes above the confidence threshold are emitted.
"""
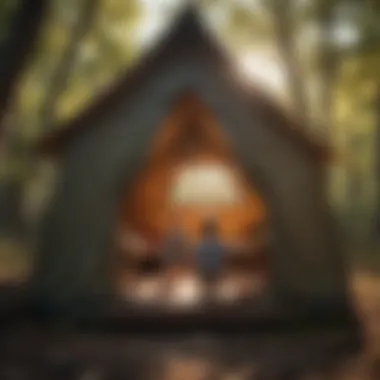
[118,94,266,242]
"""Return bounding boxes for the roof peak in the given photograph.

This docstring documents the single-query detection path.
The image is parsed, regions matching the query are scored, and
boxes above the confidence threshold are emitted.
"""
[177,2,201,17]
[171,2,204,32]
[161,2,215,50]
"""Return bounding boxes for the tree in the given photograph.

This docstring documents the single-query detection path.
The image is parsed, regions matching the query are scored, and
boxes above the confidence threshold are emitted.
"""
[39,0,101,132]
[312,0,340,138]
[335,1,380,237]
[0,0,48,136]
[215,0,310,126]
[0,0,142,239]
[0,0,49,237]
[53,0,141,122]
[374,83,380,236]
[358,2,380,237]
[266,0,310,125]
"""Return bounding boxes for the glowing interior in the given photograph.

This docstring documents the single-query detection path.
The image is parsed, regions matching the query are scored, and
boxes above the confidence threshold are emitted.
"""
[114,93,269,307]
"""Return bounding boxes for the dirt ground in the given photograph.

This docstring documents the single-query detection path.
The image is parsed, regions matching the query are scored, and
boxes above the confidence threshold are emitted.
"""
[0,242,379,379]
[334,271,380,380]
[0,271,378,380]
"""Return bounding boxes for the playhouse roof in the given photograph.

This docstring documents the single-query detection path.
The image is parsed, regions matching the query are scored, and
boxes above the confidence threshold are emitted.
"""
[37,5,332,161]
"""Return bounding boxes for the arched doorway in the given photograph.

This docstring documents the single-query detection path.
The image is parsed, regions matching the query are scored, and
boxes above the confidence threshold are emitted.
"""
[112,94,271,308]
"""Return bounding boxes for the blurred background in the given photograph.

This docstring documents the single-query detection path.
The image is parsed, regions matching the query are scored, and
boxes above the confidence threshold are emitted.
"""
[1,0,379,281]
[0,0,380,378]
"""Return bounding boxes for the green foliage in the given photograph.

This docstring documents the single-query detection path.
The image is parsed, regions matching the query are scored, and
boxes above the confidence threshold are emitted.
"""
[0,0,20,40]
[1,0,380,240]
[222,2,272,48]
[10,0,142,143]
[215,0,380,236]
[55,0,141,123]
[0,0,142,188]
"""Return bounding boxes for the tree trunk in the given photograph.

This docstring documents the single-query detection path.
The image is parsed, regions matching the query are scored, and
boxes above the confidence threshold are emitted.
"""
[0,134,32,239]
[346,133,364,238]
[0,179,25,238]
[267,0,309,126]
[315,0,339,140]
[39,0,100,131]
[0,0,47,237]
[0,0,48,134]
[0,0,99,239]
[374,85,380,237]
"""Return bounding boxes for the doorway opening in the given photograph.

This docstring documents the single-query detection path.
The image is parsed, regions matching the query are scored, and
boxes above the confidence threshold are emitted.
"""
[112,94,271,311]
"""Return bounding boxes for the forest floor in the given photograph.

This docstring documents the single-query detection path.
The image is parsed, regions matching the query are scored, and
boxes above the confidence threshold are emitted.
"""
[0,240,379,379]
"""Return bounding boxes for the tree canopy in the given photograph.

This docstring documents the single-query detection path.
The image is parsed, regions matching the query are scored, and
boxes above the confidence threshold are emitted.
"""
[0,0,379,239]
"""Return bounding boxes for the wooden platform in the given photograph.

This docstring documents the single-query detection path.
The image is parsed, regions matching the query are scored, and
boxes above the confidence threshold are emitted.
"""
[116,268,267,308]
